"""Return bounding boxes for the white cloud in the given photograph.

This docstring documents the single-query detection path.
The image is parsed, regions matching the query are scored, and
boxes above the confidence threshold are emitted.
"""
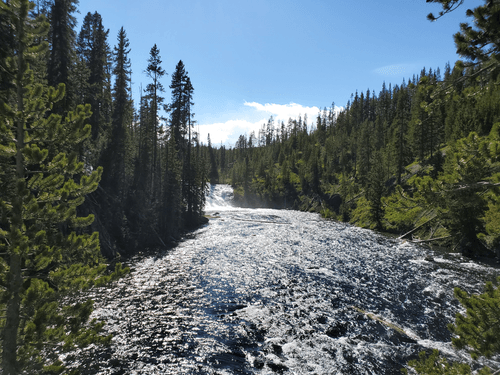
[244,101,321,123]
[196,118,267,147]
[197,101,342,147]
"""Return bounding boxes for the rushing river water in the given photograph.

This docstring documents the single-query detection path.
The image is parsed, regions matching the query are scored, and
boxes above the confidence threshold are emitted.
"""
[69,184,500,374]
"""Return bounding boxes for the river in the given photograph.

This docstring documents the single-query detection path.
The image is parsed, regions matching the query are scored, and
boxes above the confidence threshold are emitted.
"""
[69,184,500,374]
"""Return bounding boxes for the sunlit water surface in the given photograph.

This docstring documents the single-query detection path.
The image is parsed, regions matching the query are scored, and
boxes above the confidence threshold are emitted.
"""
[68,185,500,374]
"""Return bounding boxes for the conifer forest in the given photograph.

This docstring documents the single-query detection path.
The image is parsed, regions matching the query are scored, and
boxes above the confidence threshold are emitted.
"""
[1,0,500,374]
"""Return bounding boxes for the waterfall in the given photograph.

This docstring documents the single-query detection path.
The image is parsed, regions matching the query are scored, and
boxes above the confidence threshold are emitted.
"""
[205,184,235,210]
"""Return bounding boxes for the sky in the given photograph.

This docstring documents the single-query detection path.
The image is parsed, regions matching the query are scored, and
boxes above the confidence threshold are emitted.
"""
[76,0,483,146]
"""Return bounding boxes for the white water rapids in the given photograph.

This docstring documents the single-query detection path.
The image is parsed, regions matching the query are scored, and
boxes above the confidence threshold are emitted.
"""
[69,184,500,374]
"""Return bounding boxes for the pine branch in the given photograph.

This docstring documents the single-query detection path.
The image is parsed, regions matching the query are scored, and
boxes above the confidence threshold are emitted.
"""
[426,0,464,21]
[430,61,497,99]
[428,222,440,239]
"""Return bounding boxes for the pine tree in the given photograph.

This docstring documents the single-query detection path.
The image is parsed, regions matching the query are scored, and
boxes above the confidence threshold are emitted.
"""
[97,27,133,253]
[103,27,132,195]
[169,60,201,222]
[409,125,500,255]
[191,134,208,220]
[169,59,192,149]
[405,277,500,375]
[47,0,78,114]
[428,0,500,80]
[76,11,112,166]
[357,120,373,186]
[135,91,154,195]
[160,131,183,240]
[0,2,126,372]
[0,0,14,101]
[454,1,500,71]
[145,44,165,195]
[450,278,500,361]
[366,151,386,229]
[391,85,412,185]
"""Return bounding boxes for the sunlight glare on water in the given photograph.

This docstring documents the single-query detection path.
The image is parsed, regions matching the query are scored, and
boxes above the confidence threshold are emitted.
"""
[72,184,500,374]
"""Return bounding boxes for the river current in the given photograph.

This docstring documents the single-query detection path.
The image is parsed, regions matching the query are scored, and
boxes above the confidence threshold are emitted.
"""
[69,184,500,374]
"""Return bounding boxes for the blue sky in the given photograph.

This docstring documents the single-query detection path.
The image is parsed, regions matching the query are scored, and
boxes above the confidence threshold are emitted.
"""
[76,0,483,146]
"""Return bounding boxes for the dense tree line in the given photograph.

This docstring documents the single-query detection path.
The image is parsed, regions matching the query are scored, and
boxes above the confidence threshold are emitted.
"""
[0,0,207,372]
[1,0,208,259]
[217,0,500,260]
[218,61,500,256]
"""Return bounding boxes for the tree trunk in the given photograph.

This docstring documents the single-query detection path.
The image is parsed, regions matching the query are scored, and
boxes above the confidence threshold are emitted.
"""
[3,31,26,373]
[3,253,22,375]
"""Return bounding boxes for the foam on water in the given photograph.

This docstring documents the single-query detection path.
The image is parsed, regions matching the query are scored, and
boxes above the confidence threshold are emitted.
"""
[205,184,235,211]
[69,186,500,374]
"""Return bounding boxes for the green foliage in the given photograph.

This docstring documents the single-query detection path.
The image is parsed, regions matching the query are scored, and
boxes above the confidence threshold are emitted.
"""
[403,349,487,375]
[426,0,465,22]
[384,185,430,233]
[47,0,79,113]
[76,11,113,166]
[483,197,500,248]
[404,277,500,375]
[408,129,500,251]
[0,2,128,373]
[222,66,500,243]
[449,277,500,360]
[350,196,376,229]
[428,0,500,80]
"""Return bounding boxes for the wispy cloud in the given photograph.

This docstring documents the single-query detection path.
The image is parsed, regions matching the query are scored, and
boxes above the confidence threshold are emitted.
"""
[374,64,414,76]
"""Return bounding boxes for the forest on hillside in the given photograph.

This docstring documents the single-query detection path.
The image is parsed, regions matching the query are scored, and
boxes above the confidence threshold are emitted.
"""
[213,1,500,259]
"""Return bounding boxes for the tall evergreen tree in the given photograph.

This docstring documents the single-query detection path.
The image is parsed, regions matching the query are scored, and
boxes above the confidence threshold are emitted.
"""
[160,130,183,240]
[365,151,386,229]
[126,46,166,250]
[47,0,78,113]
[169,59,192,149]
[0,0,15,101]
[97,27,133,253]
[145,44,165,193]
[101,26,132,196]
[391,85,412,185]
[0,1,126,373]
[169,60,199,221]
[76,11,112,166]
